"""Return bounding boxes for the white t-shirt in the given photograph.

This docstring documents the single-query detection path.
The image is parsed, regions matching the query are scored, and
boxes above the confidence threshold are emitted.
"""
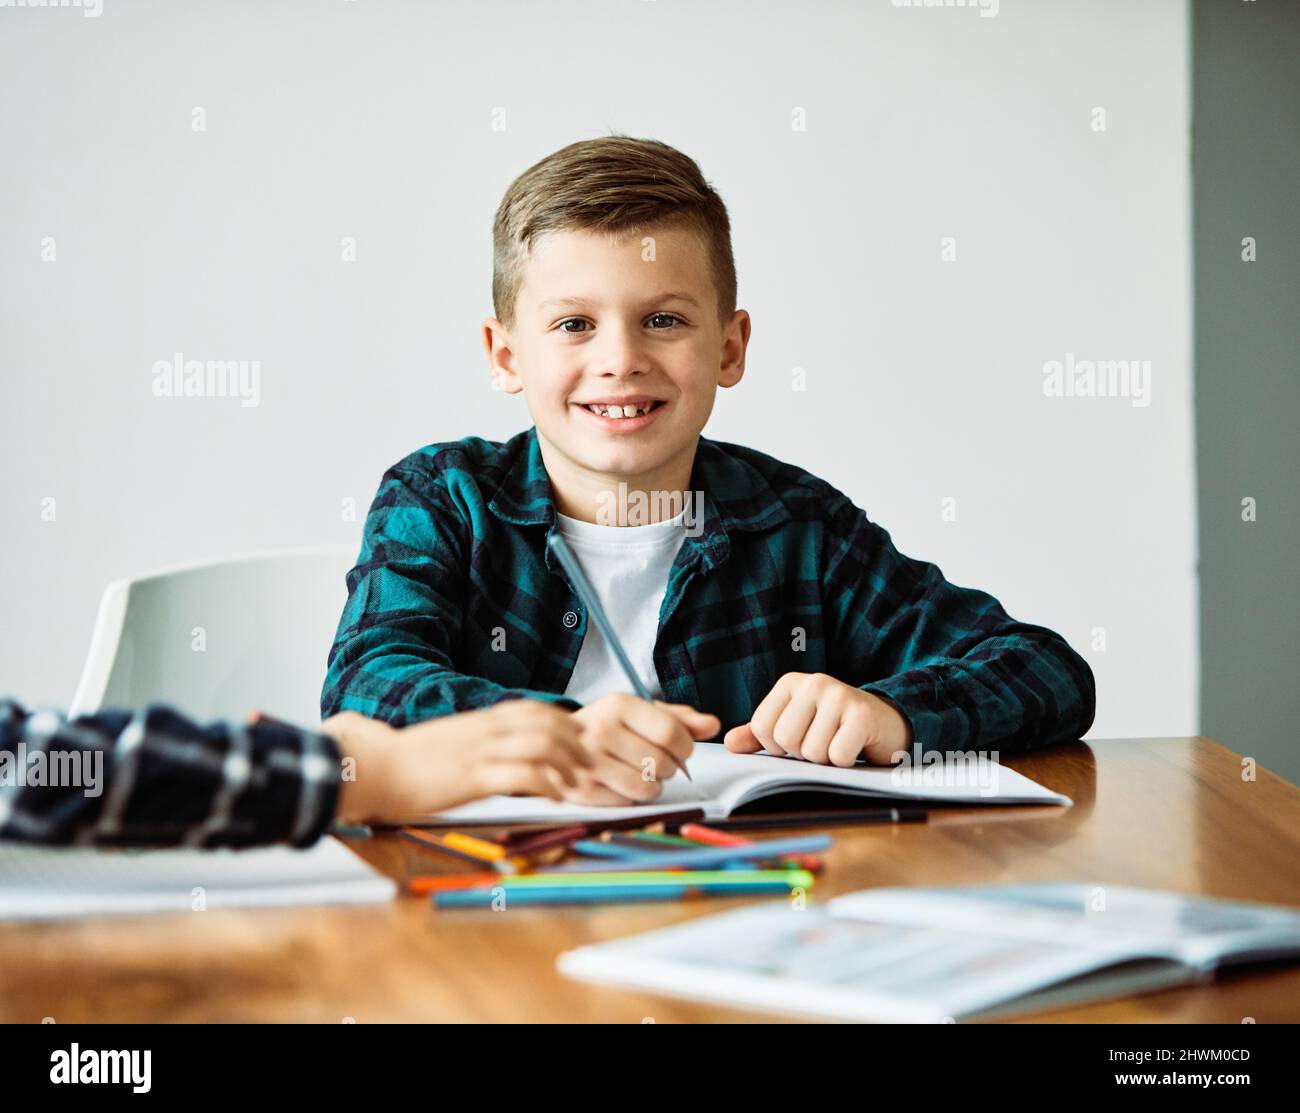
[556,506,689,707]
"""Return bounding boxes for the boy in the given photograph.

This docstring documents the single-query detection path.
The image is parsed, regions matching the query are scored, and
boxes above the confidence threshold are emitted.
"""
[321,136,1095,807]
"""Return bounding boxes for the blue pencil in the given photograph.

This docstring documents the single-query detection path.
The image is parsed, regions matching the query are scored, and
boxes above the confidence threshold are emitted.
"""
[547,533,698,787]
[539,834,832,874]
[432,880,798,908]
[571,839,645,859]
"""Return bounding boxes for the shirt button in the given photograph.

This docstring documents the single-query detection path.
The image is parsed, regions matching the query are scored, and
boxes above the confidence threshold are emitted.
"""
[562,611,579,629]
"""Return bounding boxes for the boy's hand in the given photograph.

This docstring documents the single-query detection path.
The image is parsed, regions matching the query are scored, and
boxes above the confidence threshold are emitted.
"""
[561,695,721,806]
[722,672,912,767]
[323,700,592,824]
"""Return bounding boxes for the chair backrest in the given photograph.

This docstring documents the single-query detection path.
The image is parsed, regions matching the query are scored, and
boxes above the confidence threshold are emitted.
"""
[70,546,357,726]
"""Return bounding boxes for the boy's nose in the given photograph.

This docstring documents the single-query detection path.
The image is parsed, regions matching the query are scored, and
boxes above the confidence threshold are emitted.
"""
[592,323,653,376]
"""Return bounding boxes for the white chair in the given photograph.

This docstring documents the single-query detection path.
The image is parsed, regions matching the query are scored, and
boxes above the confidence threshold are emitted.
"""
[70,546,358,726]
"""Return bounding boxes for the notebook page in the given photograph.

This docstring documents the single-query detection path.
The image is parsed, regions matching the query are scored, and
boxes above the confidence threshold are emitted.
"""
[829,883,1300,968]
[412,743,1069,826]
[557,902,1137,1023]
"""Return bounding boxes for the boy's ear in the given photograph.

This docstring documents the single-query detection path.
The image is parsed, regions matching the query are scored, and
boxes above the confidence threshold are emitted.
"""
[718,309,751,388]
[482,317,524,394]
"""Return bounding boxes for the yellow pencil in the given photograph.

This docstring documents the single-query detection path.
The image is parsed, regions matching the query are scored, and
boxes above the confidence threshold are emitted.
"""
[441,830,509,862]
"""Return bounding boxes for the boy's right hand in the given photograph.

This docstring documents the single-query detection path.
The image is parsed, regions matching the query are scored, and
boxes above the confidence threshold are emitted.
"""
[561,695,720,806]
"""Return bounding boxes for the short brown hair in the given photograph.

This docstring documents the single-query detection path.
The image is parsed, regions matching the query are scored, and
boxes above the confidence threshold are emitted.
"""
[492,135,736,330]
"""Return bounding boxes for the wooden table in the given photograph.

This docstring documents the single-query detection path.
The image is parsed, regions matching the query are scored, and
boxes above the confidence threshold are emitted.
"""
[2,738,1298,1023]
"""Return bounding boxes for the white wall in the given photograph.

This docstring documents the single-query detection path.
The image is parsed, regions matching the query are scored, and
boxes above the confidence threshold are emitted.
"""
[0,0,1193,738]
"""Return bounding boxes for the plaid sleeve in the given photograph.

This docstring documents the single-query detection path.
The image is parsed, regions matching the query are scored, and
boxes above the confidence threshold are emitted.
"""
[320,465,579,726]
[821,499,1096,754]
[0,699,341,849]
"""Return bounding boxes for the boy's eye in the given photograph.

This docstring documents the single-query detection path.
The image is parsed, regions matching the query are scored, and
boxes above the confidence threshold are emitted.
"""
[555,313,686,335]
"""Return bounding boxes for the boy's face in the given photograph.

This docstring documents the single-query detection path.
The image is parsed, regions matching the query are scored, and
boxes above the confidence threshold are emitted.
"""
[484,225,749,513]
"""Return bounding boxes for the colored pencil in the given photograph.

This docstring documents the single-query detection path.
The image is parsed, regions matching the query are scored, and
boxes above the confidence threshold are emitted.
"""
[455,869,809,887]
[680,822,823,872]
[441,830,508,861]
[399,828,528,873]
[610,831,696,847]
[430,870,812,908]
[604,832,693,852]
[407,873,502,895]
[493,824,589,854]
[547,534,700,787]
[538,834,831,874]
[496,807,707,851]
[432,883,794,908]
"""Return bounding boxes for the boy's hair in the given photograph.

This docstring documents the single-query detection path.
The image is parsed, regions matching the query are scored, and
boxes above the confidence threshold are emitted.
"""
[492,135,736,330]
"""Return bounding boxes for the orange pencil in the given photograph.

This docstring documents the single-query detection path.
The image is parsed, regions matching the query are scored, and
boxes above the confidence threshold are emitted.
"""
[407,873,501,896]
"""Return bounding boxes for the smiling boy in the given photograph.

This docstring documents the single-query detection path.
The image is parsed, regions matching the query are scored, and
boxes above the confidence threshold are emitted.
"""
[320,135,1095,806]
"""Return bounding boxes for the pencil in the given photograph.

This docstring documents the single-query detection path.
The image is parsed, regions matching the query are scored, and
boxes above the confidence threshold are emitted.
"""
[539,834,832,874]
[609,831,697,848]
[679,822,823,872]
[547,534,698,786]
[496,808,708,852]
[400,828,529,873]
[415,867,807,895]
[441,830,508,861]
[430,870,813,908]
[432,883,795,908]
[471,869,809,887]
[407,873,502,895]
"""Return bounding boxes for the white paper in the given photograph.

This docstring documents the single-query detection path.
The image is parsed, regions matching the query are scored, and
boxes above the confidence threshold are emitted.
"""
[410,743,1070,826]
[0,836,396,920]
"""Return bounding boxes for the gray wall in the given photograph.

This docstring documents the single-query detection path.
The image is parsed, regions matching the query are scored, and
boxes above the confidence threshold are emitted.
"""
[1193,0,1300,784]
[1,1,1194,744]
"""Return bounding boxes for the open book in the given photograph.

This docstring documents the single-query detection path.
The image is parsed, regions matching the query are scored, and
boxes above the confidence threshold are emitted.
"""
[558,883,1300,1022]
[409,743,1069,826]
[0,837,396,921]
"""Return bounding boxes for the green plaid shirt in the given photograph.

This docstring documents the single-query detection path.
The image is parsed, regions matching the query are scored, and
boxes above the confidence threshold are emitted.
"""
[321,426,1095,753]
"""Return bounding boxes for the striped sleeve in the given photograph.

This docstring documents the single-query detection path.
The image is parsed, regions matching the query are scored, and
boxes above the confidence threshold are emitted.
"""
[0,699,341,848]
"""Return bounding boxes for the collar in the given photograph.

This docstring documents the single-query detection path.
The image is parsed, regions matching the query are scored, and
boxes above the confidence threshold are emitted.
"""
[487,425,792,574]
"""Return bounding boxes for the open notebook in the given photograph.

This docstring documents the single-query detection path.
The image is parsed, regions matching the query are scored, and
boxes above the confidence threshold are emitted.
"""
[558,883,1300,1022]
[0,837,396,921]
[408,743,1069,826]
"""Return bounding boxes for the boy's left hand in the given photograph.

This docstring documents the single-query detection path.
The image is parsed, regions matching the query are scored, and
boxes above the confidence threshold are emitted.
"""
[722,672,912,767]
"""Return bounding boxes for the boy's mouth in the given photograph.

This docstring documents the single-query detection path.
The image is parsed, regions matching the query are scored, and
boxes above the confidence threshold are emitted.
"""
[572,398,667,431]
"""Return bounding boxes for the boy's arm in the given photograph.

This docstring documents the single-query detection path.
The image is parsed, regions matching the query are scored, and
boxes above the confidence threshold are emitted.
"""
[320,467,580,726]
[822,498,1096,754]
[0,699,340,848]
